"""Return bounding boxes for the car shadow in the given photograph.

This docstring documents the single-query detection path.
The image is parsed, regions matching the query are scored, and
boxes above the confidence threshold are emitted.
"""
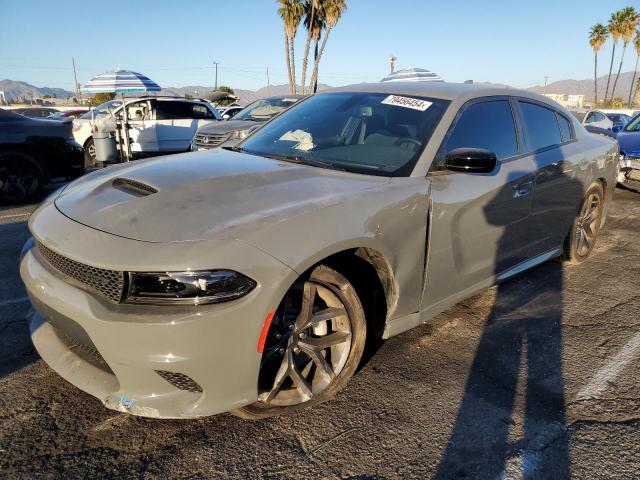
[434,158,586,478]
[0,220,37,379]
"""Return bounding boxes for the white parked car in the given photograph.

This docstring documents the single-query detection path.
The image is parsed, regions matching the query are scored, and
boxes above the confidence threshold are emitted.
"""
[582,109,632,132]
[220,105,244,120]
[73,97,221,165]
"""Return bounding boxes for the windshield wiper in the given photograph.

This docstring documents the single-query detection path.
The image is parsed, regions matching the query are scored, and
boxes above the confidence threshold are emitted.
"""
[262,153,346,171]
[222,145,244,153]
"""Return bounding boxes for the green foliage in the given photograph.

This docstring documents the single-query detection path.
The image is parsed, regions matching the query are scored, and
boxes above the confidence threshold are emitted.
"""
[216,86,236,105]
[612,97,625,108]
[89,92,116,106]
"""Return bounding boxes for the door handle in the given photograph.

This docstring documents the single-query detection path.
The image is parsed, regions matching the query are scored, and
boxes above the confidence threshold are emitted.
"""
[513,180,533,198]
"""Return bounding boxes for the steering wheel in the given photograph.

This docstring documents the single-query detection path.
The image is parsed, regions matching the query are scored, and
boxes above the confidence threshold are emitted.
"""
[395,137,421,149]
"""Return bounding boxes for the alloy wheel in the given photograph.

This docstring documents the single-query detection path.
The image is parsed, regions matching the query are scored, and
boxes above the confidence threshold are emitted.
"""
[0,164,40,204]
[258,280,353,407]
[574,192,601,258]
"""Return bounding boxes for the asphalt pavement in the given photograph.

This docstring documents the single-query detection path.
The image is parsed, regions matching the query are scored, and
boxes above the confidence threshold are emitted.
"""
[1,184,640,479]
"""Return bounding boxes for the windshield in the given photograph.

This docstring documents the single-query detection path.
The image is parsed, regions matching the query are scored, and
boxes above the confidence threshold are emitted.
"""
[607,113,630,123]
[80,100,123,119]
[623,113,640,132]
[233,97,300,122]
[237,92,450,176]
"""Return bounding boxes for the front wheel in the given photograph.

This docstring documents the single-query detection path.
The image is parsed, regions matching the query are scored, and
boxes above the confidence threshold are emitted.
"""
[235,265,367,419]
[562,182,604,264]
[0,151,45,205]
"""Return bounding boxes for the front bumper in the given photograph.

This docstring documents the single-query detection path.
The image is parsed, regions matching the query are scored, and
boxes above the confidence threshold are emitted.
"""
[619,156,640,172]
[20,205,297,418]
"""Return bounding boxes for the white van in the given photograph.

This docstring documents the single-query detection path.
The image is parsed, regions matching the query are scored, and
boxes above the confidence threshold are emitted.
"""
[73,97,220,165]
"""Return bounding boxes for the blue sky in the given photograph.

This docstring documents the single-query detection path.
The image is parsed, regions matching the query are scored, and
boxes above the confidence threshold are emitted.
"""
[1,0,637,92]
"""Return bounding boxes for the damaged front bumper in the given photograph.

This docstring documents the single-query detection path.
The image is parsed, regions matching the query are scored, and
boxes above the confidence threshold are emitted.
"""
[618,154,640,183]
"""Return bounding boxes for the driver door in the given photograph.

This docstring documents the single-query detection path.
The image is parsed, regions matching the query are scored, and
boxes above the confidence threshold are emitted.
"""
[126,100,158,153]
[422,98,538,311]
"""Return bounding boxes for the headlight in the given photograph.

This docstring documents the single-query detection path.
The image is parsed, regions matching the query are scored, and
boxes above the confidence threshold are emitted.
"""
[126,270,256,305]
[232,129,251,139]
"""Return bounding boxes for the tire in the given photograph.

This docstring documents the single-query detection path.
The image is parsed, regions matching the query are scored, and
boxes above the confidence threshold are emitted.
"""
[234,265,367,419]
[562,182,604,265]
[83,137,96,168]
[0,151,45,205]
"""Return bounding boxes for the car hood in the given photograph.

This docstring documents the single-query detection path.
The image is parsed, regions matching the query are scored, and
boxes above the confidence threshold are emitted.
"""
[196,119,260,135]
[616,131,640,155]
[54,149,389,243]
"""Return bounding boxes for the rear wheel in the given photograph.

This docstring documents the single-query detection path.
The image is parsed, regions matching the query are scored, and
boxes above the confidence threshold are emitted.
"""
[0,151,45,205]
[562,182,604,264]
[235,265,366,419]
[83,137,95,168]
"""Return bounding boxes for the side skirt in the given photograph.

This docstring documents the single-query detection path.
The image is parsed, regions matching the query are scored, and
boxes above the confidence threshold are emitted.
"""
[382,246,563,339]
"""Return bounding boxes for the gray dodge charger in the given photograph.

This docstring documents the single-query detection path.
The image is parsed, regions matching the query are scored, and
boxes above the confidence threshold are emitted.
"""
[20,82,617,419]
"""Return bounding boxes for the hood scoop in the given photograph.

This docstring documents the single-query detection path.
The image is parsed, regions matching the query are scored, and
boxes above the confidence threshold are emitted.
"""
[112,177,158,197]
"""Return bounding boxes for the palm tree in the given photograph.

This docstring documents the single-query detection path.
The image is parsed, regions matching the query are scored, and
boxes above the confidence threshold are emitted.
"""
[605,11,624,102]
[277,0,304,94]
[304,1,326,93]
[611,7,640,101]
[300,0,321,95]
[589,23,608,105]
[309,0,347,93]
[628,32,640,106]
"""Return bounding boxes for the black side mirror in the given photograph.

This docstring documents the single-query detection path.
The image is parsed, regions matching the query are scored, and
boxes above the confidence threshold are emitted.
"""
[444,148,497,174]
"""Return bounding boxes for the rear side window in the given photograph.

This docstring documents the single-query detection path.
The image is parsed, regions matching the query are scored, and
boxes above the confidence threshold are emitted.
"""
[519,102,561,151]
[192,104,214,119]
[444,100,518,160]
[156,101,211,120]
[557,114,572,142]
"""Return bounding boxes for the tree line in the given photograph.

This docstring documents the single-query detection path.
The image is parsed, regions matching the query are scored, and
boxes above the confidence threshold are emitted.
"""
[589,6,640,107]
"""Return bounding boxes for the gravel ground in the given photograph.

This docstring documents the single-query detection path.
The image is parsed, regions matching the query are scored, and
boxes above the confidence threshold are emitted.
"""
[1,184,640,479]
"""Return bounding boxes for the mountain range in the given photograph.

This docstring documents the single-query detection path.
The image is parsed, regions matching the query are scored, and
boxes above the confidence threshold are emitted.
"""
[2,71,638,104]
[0,79,331,105]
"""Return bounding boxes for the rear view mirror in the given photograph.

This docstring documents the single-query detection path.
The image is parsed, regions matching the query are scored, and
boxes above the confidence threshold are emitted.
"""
[223,114,230,120]
[444,148,497,174]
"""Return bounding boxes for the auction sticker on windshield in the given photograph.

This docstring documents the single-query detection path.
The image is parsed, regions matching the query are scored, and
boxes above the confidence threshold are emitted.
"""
[381,95,432,111]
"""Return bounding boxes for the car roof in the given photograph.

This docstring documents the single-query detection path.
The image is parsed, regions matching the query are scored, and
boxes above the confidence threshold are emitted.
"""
[326,81,554,105]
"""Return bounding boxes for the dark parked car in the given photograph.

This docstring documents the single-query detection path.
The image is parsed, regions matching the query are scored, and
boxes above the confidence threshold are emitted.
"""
[13,107,60,118]
[193,95,304,150]
[0,108,83,204]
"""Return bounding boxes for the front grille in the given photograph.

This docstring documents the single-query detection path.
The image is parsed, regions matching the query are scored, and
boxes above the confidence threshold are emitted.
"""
[194,132,231,149]
[155,370,203,393]
[36,241,125,303]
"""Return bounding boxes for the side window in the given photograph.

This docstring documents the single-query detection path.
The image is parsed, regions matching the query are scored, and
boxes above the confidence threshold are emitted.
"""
[518,101,562,151]
[191,104,214,119]
[156,101,192,120]
[126,101,150,121]
[557,114,572,142]
[584,112,594,123]
[594,112,606,121]
[444,100,518,160]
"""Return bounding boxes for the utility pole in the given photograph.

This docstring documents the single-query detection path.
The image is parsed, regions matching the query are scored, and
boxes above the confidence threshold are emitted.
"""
[213,61,220,90]
[267,67,271,96]
[544,76,549,94]
[72,57,80,104]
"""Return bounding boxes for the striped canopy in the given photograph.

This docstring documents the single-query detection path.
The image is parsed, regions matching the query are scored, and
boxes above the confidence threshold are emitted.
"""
[81,69,161,94]
[381,67,443,83]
